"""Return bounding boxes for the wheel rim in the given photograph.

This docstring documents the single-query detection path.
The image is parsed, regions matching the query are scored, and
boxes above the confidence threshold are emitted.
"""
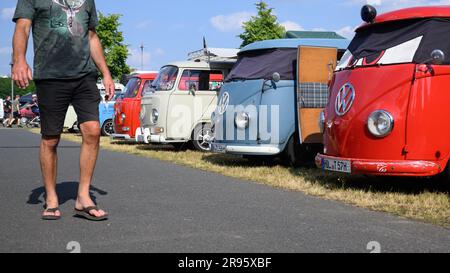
[196,128,212,151]
[104,120,114,136]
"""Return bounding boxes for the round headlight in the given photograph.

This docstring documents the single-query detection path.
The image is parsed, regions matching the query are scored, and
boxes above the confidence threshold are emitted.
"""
[121,113,126,122]
[152,109,159,124]
[235,112,250,129]
[367,110,394,138]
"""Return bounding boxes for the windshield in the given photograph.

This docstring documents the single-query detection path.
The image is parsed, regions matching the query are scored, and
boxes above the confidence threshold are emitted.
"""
[123,78,141,98]
[151,66,179,91]
[225,48,297,82]
[337,18,450,70]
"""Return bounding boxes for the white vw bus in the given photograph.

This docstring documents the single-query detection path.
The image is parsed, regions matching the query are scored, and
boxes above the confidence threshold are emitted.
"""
[137,48,237,151]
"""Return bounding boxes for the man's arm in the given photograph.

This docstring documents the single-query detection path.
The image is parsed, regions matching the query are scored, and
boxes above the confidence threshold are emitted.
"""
[89,29,115,101]
[12,18,33,89]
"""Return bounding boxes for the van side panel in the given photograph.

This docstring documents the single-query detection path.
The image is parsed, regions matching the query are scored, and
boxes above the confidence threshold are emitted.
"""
[406,66,450,162]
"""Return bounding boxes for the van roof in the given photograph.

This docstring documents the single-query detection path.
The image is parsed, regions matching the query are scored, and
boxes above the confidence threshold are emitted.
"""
[239,38,350,54]
[357,6,450,31]
[131,72,158,79]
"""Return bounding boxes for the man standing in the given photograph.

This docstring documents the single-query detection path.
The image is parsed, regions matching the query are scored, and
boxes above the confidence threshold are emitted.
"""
[8,95,21,127]
[12,0,114,221]
[3,96,12,126]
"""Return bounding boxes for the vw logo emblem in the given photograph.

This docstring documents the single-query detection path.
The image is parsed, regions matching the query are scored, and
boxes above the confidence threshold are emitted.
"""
[218,92,230,115]
[335,83,355,116]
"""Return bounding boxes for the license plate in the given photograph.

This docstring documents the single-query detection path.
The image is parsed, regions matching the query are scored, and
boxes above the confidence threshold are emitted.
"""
[322,158,351,174]
[211,143,226,154]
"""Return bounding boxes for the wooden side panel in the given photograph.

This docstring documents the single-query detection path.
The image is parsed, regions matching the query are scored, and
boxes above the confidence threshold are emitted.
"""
[297,46,337,144]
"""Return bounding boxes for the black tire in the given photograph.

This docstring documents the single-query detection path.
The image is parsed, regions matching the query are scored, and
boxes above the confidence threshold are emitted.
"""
[192,123,213,152]
[283,135,322,167]
[101,119,115,136]
[67,122,78,133]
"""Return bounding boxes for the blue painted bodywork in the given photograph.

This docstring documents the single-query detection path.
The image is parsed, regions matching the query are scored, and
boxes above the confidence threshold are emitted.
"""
[99,101,115,128]
[213,38,349,155]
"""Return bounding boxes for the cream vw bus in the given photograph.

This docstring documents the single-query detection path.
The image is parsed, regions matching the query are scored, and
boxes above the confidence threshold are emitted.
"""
[137,48,237,151]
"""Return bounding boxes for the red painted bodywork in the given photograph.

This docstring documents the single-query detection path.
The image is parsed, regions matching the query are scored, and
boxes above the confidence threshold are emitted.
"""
[317,7,450,177]
[114,73,157,139]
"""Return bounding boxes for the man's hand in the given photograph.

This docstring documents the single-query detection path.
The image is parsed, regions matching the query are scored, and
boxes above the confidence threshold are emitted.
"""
[103,76,115,102]
[12,60,33,89]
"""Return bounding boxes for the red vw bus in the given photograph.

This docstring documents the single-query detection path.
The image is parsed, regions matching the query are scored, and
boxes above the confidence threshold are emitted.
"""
[112,72,158,141]
[316,5,450,178]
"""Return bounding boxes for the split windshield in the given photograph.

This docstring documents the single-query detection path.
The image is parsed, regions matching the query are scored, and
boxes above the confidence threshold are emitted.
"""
[150,66,179,91]
[337,18,450,70]
[225,48,297,82]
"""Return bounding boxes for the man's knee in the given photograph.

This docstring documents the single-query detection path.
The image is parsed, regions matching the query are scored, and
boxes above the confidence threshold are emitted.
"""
[41,136,61,150]
[80,121,101,142]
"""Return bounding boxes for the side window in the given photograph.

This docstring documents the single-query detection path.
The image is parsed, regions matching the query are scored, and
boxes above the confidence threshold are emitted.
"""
[141,80,153,97]
[178,70,224,91]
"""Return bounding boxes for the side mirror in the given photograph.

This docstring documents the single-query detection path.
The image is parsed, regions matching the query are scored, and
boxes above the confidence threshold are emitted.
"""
[189,83,197,95]
[272,72,281,83]
[431,49,445,65]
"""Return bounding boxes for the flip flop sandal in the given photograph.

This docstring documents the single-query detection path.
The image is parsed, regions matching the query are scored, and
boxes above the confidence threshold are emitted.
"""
[74,206,108,221]
[42,207,61,221]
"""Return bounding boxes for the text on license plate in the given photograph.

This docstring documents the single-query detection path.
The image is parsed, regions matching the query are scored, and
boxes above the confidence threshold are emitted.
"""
[323,159,351,173]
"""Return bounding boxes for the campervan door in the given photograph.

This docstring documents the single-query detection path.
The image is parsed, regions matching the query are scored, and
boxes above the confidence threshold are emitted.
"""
[297,46,337,144]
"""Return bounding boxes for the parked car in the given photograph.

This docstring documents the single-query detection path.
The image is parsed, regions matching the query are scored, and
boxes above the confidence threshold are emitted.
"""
[64,90,124,135]
[112,72,158,141]
[137,50,237,151]
[316,5,450,178]
[210,38,349,165]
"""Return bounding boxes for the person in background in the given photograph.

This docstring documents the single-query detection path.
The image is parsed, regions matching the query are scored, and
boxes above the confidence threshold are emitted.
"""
[8,95,21,127]
[3,96,12,126]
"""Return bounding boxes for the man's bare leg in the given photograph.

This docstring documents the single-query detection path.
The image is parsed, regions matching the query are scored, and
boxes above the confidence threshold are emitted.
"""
[40,136,61,218]
[75,121,106,217]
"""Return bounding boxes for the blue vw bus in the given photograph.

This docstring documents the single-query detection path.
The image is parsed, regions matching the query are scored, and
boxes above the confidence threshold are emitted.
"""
[211,38,349,165]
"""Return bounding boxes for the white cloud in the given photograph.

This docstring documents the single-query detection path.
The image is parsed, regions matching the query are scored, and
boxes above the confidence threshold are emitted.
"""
[127,48,151,70]
[0,47,12,55]
[1,7,15,20]
[136,20,151,29]
[210,12,253,32]
[281,21,304,31]
[337,26,356,39]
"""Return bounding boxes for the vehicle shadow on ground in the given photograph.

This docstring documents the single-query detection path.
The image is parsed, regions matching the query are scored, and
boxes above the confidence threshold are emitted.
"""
[110,141,191,153]
[202,153,450,195]
[27,182,108,206]
[294,168,450,195]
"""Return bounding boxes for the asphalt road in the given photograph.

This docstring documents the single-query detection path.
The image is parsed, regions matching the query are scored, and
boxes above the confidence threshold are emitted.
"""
[0,128,449,253]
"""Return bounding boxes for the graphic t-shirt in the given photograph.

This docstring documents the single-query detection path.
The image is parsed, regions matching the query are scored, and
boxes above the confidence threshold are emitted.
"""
[13,0,99,80]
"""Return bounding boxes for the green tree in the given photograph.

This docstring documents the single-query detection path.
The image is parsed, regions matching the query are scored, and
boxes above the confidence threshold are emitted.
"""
[96,13,131,79]
[0,78,35,99]
[239,1,285,48]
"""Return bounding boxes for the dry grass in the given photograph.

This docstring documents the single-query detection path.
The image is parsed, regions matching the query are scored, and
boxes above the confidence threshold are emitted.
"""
[30,129,450,228]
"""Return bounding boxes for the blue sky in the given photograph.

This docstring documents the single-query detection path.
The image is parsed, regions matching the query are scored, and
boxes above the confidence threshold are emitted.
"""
[0,0,449,77]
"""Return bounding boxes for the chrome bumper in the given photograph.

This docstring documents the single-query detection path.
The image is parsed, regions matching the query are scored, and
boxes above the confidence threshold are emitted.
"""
[211,143,283,156]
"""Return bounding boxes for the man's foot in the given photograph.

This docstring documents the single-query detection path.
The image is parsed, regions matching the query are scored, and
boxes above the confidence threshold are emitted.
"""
[75,197,108,219]
[42,201,61,221]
